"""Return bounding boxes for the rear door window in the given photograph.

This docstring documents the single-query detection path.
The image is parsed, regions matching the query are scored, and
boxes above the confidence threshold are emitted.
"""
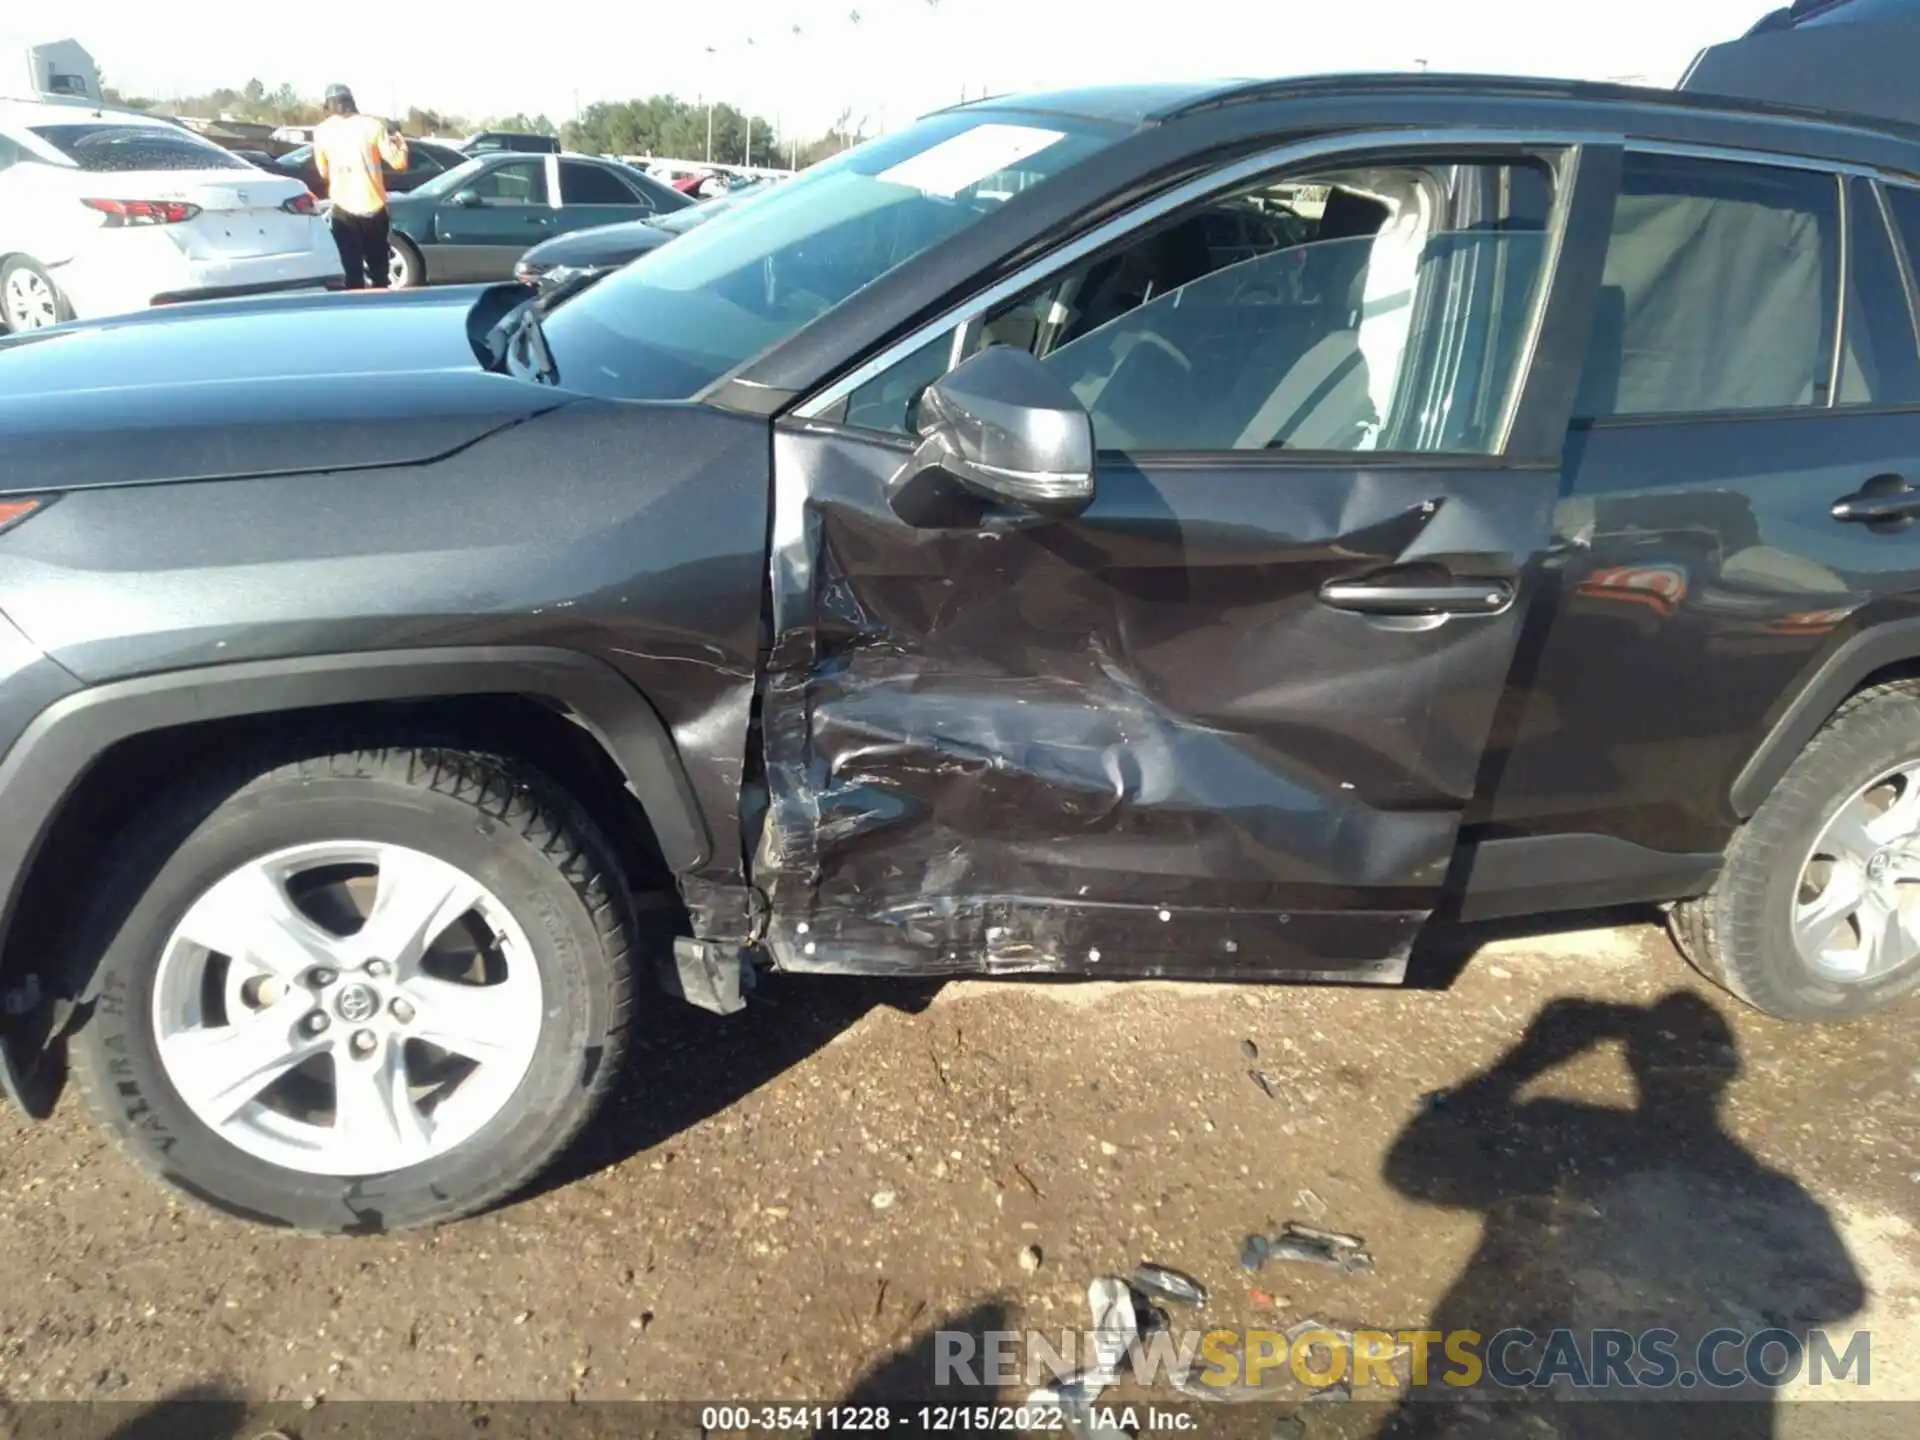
[1575,152,1840,419]
[559,161,641,206]
[28,124,249,173]
[1870,183,1920,372]
[1838,178,1920,406]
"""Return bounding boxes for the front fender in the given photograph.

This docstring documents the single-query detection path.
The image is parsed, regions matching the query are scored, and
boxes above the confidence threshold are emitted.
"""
[0,645,721,1119]
[0,644,709,954]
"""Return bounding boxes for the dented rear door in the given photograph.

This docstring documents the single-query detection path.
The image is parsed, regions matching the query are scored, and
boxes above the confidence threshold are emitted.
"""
[755,140,1617,982]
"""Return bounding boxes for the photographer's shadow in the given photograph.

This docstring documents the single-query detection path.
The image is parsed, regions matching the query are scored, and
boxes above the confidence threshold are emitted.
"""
[1378,991,1865,1439]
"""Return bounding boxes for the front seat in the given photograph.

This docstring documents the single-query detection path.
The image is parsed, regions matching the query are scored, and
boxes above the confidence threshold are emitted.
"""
[1232,207,1384,449]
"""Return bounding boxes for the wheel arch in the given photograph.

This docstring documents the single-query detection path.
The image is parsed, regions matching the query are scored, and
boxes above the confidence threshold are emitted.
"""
[1731,618,1920,819]
[0,646,710,1115]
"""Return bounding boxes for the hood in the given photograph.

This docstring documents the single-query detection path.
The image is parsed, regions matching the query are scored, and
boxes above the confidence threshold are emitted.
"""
[0,285,566,493]
[520,218,676,272]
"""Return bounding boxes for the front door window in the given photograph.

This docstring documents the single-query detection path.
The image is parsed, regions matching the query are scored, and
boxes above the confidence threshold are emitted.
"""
[846,159,1557,458]
[467,160,548,205]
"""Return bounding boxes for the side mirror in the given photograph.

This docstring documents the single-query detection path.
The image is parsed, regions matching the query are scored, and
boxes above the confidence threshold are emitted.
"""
[452,189,482,208]
[889,346,1095,527]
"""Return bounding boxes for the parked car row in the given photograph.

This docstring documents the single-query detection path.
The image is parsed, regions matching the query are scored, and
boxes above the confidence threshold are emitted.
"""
[0,104,726,330]
[381,149,692,287]
[0,97,336,332]
[257,136,469,200]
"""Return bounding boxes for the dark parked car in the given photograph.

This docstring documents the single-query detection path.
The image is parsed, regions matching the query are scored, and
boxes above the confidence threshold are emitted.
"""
[513,179,772,288]
[458,130,561,155]
[384,151,691,286]
[268,136,467,199]
[6,74,1920,1231]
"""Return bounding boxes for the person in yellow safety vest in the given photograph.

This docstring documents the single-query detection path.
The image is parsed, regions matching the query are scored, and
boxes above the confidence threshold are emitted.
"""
[312,84,409,290]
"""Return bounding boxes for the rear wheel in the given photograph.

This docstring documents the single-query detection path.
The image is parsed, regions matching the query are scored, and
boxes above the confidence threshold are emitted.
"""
[1673,682,1920,1021]
[0,256,72,332]
[388,237,423,289]
[69,743,634,1231]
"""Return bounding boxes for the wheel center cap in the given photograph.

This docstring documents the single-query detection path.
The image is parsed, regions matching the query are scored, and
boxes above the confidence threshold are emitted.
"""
[1869,850,1894,879]
[334,984,380,1024]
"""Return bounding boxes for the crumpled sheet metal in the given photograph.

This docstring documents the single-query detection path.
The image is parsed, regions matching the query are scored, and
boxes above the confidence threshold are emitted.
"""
[758,424,1536,978]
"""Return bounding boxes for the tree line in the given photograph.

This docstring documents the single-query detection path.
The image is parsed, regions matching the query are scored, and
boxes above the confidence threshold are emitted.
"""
[103,80,868,169]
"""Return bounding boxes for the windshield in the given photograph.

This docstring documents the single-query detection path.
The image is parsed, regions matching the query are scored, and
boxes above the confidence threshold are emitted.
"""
[540,109,1122,400]
[650,183,766,234]
[29,124,249,173]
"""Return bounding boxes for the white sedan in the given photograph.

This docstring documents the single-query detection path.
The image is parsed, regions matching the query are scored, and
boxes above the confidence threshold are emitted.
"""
[0,100,338,332]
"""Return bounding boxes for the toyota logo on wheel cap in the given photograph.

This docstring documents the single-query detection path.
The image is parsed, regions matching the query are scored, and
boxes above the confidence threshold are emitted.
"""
[334,984,379,1024]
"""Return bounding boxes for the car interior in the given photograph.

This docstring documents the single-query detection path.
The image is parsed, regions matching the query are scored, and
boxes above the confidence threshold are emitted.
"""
[844,160,1556,455]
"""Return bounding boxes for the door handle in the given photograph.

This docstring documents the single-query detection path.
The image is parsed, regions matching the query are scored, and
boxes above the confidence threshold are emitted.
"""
[1319,573,1514,617]
[1832,474,1920,527]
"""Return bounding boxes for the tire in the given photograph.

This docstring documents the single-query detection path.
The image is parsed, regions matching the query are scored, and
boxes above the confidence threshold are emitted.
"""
[69,743,635,1232]
[388,237,423,289]
[1673,680,1920,1022]
[0,256,73,333]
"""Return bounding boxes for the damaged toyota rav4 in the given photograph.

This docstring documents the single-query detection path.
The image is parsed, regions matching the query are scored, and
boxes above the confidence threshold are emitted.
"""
[7,74,1920,1230]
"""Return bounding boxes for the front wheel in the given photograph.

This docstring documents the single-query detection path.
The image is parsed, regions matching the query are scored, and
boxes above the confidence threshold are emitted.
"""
[1673,682,1920,1022]
[70,744,634,1231]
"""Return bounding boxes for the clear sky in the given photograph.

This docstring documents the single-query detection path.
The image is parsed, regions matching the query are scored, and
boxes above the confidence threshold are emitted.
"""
[36,0,1772,141]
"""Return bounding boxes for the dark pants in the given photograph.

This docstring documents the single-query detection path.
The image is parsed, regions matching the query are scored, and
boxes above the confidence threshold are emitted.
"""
[331,208,391,290]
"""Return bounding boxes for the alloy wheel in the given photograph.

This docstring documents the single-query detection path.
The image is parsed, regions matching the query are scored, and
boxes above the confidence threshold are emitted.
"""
[2,269,59,331]
[150,841,543,1176]
[1792,762,1920,982]
[388,246,410,288]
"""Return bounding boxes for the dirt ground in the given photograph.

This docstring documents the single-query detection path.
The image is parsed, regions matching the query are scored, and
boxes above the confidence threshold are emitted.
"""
[0,913,1916,1435]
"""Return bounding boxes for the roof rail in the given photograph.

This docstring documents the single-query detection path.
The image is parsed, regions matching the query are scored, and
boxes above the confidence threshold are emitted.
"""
[1163,69,1920,146]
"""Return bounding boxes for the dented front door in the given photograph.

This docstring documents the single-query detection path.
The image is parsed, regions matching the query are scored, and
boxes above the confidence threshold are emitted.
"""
[753,145,1609,982]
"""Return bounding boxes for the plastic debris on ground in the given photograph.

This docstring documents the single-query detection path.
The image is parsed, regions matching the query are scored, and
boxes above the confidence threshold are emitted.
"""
[1128,1262,1207,1308]
[1242,1220,1375,1275]
[1240,1233,1271,1272]
[1028,1276,1139,1439]
[1174,1320,1407,1404]
[1086,1276,1138,1386]
[1027,1232,1383,1425]
[1028,1373,1130,1440]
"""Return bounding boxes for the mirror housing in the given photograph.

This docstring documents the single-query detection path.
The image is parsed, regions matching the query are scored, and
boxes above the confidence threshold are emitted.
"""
[889,346,1095,527]
[452,189,482,208]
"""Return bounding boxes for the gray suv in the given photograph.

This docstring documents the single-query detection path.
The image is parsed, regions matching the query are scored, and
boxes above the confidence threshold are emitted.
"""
[4,74,1920,1231]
